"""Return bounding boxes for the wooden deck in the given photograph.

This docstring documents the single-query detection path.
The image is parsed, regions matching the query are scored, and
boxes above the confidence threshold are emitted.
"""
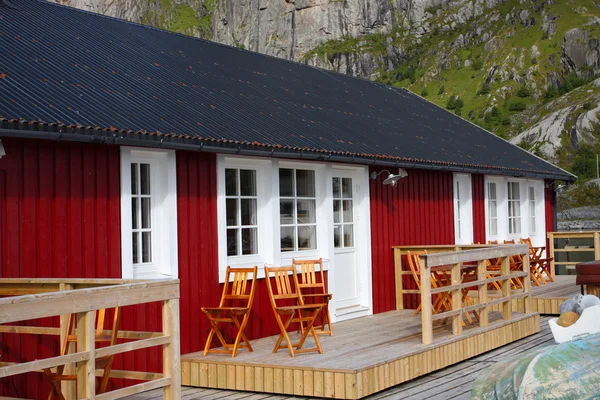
[127,316,555,400]
[469,275,579,315]
[178,309,538,399]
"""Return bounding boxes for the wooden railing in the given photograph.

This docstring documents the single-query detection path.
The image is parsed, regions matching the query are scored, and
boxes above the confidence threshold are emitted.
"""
[547,231,600,274]
[393,245,532,345]
[392,244,490,310]
[0,278,181,400]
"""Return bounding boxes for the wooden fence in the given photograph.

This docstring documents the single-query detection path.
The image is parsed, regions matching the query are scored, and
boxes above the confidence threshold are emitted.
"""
[547,231,600,274]
[393,245,532,345]
[0,278,181,400]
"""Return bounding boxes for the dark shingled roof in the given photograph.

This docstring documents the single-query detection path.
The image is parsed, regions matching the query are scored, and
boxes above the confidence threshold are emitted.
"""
[0,0,574,181]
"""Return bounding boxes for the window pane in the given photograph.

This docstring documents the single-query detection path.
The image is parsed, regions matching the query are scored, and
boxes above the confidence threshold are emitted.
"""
[240,170,256,197]
[333,177,341,198]
[132,232,139,264]
[490,219,497,236]
[296,199,316,224]
[241,199,257,226]
[226,199,238,226]
[131,163,138,195]
[490,201,497,218]
[241,228,258,255]
[279,169,294,197]
[140,163,151,195]
[280,199,294,225]
[225,169,238,196]
[342,178,352,198]
[280,226,295,252]
[333,200,341,223]
[298,226,316,250]
[296,169,315,197]
[343,224,354,247]
[333,225,341,248]
[142,232,152,263]
[227,229,238,256]
[141,198,151,229]
[131,198,139,229]
[343,200,353,223]
[488,183,496,200]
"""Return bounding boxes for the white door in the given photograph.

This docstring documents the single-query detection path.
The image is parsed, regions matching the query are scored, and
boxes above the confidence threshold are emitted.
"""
[332,170,371,320]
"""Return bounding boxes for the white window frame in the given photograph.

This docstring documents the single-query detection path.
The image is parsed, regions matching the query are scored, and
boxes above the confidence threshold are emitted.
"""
[529,186,536,236]
[507,180,522,237]
[486,181,498,237]
[484,176,545,245]
[217,156,330,282]
[453,173,473,245]
[120,148,178,279]
[217,156,272,281]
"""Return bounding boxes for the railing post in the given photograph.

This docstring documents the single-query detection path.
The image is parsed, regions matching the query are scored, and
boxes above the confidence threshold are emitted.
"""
[59,283,76,399]
[477,259,488,328]
[420,256,433,345]
[523,253,532,314]
[163,297,181,400]
[594,232,600,261]
[76,310,96,400]
[547,232,556,276]
[501,255,511,321]
[394,248,404,310]
[451,263,462,336]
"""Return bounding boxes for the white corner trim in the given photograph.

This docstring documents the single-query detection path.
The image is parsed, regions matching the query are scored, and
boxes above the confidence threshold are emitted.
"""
[0,139,5,159]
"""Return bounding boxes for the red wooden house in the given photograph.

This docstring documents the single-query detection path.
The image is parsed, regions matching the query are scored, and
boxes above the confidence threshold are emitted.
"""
[0,0,575,397]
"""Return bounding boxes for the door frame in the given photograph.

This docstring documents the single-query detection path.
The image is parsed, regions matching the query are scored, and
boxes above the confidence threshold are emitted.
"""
[328,165,372,322]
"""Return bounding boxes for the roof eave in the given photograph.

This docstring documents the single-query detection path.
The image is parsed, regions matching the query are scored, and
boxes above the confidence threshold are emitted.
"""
[0,123,577,183]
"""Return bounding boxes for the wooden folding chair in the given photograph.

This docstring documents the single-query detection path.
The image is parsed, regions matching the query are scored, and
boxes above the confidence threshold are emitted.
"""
[521,237,554,283]
[503,240,530,287]
[264,265,324,357]
[202,266,258,357]
[44,307,121,399]
[406,251,452,316]
[293,258,333,336]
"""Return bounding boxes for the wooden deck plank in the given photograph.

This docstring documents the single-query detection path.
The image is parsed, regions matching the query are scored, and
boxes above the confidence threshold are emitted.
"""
[125,317,556,400]
[177,310,538,399]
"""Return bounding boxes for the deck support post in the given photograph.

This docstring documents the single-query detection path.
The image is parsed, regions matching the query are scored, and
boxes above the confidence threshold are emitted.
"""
[76,310,96,400]
[451,263,462,336]
[163,298,181,400]
[420,257,433,345]
[501,256,511,321]
[394,248,404,310]
[477,259,488,328]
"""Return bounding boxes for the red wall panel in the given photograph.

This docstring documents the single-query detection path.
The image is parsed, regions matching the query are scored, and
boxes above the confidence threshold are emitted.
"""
[472,174,486,245]
[0,138,123,398]
[369,167,455,312]
[545,180,556,257]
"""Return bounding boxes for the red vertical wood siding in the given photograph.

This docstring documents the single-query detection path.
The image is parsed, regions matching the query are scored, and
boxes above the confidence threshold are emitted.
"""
[0,138,123,399]
[544,180,556,259]
[471,174,486,245]
[369,167,455,312]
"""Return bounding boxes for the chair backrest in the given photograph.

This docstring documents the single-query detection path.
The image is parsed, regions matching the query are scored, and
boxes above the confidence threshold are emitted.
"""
[264,265,304,307]
[520,237,532,247]
[488,240,498,245]
[220,266,258,309]
[503,239,515,244]
[293,258,326,294]
[406,251,427,289]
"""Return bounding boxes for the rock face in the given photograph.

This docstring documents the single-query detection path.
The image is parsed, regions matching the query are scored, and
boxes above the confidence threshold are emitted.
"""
[212,0,418,62]
[51,0,152,23]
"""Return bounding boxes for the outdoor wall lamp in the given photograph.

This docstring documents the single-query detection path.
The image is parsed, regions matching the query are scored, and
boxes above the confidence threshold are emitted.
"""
[370,168,408,186]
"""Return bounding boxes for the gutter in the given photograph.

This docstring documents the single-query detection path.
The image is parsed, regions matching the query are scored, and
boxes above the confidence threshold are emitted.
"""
[0,126,577,183]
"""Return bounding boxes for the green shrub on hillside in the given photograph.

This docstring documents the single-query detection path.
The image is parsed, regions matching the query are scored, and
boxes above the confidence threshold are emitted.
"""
[508,101,527,111]
[517,86,531,98]
[446,96,464,110]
